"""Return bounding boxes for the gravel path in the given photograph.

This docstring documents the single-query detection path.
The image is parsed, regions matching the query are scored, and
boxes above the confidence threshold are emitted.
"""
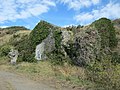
[0,71,58,90]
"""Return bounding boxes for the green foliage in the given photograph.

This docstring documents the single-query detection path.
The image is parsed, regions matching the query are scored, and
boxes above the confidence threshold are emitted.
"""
[53,30,62,49]
[29,20,53,50]
[14,35,35,62]
[10,21,54,62]
[64,43,79,65]
[86,56,120,90]
[48,50,65,65]
[9,34,21,46]
[111,52,120,64]
[48,29,70,65]
[93,18,117,49]
[0,45,11,56]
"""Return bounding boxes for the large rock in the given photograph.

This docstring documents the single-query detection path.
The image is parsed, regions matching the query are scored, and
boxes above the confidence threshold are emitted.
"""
[61,30,73,46]
[8,49,19,64]
[35,31,55,60]
[35,42,45,60]
[65,26,101,66]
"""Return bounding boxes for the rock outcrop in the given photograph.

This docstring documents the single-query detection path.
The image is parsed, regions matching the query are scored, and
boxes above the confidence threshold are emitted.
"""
[35,31,55,60]
[64,26,101,66]
[8,49,19,64]
[12,18,118,65]
[61,30,73,46]
[35,42,45,60]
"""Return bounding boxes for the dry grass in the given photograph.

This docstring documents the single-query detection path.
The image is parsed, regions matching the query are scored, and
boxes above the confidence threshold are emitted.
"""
[0,30,31,46]
[0,34,13,46]
[0,58,90,89]
[15,30,31,35]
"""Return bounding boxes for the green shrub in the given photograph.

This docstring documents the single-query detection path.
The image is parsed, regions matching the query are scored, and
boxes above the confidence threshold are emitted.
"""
[48,50,65,65]
[86,56,120,90]
[111,52,120,64]
[93,18,117,49]
[48,29,69,65]
[14,35,35,62]
[0,45,11,56]
[53,30,62,49]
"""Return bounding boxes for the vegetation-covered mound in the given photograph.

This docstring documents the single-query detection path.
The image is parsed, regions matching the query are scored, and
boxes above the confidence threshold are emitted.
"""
[92,18,117,49]
[0,18,120,90]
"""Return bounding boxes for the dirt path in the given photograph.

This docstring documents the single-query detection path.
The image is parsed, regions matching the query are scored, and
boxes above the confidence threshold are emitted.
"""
[0,71,62,90]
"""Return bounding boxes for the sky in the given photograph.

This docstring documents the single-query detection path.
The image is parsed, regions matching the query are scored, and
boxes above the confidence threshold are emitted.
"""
[0,0,120,29]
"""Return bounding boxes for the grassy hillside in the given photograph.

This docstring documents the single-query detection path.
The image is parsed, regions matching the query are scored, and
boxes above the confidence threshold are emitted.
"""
[0,26,31,46]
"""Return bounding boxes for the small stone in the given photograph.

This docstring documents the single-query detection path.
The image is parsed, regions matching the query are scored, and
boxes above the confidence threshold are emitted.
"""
[8,49,19,65]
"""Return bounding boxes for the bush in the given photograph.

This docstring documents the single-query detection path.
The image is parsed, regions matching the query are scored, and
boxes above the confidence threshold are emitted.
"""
[93,18,117,49]
[14,35,35,62]
[48,50,69,65]
[48,29,70,65]
[0,45,11,56]
[111,51,120,64]
[53,30,62,49]
[86,56,120,90]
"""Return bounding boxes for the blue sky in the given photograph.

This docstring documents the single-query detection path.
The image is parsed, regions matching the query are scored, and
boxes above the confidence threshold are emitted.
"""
[0,0,120,29]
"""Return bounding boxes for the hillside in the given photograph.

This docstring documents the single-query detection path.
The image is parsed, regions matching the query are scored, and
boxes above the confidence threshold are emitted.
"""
[0,26,31,46]
[0,18,120,90]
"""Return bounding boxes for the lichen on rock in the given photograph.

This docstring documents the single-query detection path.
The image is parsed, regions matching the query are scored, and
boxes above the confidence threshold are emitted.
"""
[64,26,101,66]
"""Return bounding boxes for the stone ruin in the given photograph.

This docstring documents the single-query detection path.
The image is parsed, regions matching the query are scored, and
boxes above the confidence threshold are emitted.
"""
[8,49,19,64]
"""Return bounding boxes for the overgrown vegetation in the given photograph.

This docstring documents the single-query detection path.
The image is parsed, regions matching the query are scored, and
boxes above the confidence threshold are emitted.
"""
[53,30,62,49]
[0,18,120,90]
[48,30,67,65]
[87,56,120,90]
[93,18,117,49]
[10,21,54,62]
[29,20,53,51]
[0,45,11,56]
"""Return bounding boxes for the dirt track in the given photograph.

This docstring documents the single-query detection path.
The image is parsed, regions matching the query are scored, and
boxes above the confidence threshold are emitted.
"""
[0,71,58,90]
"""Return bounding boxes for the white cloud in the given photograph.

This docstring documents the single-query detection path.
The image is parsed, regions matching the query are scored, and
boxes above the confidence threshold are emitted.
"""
[74,2,120,25]
[75,13,94,25]
[0,0,56,23]
[59,0,100,10]
[62,24,77,27]
[0,26,9,28]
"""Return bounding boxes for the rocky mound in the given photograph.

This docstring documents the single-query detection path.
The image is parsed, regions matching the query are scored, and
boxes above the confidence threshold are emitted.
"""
[3,18,119,66]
